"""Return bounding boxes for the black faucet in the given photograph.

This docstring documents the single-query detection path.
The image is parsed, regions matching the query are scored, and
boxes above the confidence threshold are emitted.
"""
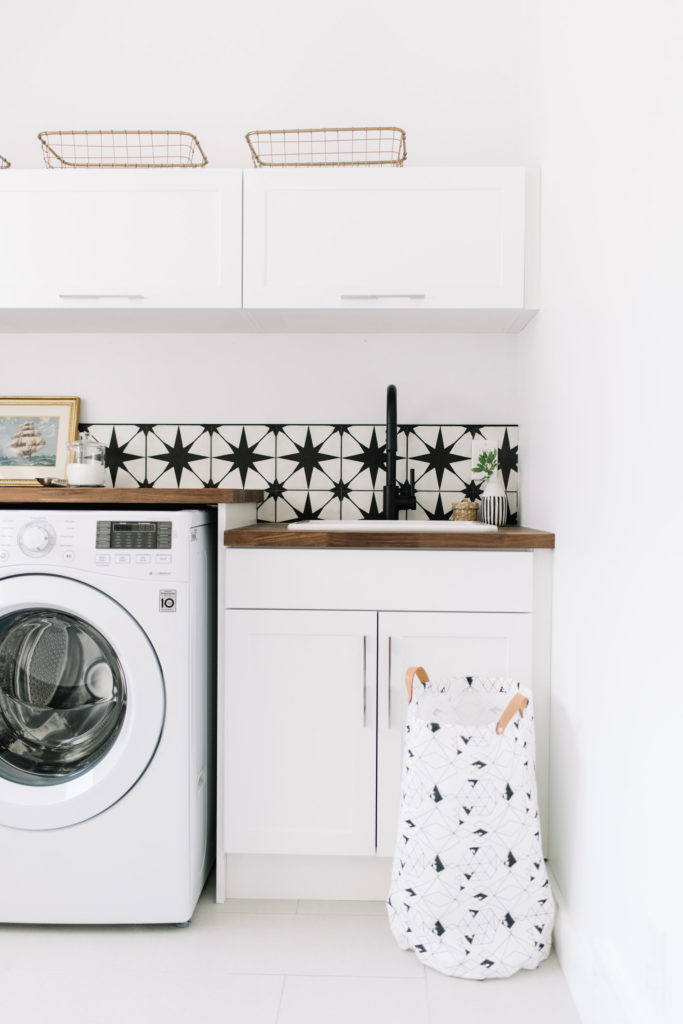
[383,384,417,519]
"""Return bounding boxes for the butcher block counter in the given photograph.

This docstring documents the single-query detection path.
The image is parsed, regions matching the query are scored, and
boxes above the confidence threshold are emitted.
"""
[223,523,554,549]
[0,487,264,506]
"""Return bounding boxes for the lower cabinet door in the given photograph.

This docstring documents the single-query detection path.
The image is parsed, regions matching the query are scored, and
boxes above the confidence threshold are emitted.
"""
[224,609,377,856]
[376,611,533,856]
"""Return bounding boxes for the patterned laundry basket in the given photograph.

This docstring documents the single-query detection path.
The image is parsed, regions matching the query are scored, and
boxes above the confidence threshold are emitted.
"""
[387,668,554,979]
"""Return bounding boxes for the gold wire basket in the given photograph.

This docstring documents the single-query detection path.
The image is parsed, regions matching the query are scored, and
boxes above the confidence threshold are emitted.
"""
[451,499,480,522]
[38,130,208,168]
[0,154,10,169]
[245,126,407,168]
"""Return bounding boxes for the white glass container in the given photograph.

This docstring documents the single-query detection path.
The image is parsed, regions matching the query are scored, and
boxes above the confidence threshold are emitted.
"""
[66,432,106,487]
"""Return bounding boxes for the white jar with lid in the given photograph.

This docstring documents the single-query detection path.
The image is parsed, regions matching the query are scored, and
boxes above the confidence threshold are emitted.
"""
[66,432,106,487]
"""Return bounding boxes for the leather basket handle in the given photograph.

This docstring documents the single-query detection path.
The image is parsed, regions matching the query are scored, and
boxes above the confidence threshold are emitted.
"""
[496,693,529,734]
[405,666,429,703]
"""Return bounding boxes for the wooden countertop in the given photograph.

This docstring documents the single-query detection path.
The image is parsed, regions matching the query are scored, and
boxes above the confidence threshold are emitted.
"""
[223,524,555,549]
[0,487,264,506]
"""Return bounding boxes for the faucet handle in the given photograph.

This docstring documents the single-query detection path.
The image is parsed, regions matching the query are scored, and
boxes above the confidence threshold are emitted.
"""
[397,469,417,511]
[401,469,415,495]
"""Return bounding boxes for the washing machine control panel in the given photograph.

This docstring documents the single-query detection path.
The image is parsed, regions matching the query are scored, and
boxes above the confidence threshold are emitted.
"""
[0,513,191,578]
[95,520,172,550]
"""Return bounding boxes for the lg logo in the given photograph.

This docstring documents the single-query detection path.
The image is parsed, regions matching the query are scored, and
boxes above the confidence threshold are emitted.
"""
[159,590,177,612]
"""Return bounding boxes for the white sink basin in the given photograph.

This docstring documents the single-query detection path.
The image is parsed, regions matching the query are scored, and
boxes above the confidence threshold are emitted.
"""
[287,520,498,532]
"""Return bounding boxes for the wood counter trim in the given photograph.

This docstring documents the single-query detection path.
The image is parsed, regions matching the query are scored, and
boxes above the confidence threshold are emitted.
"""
[223,524,555,550]
[0,487,264,505]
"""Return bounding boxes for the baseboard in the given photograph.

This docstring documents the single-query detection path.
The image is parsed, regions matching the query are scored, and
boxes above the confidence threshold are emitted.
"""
[220,854,393,901]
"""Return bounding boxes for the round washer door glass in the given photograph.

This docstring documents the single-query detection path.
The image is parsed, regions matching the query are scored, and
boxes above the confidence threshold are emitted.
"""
[0,609,126,784]
[0,574,165,830]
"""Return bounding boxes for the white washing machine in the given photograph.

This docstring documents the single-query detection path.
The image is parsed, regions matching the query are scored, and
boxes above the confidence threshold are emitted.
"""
[0,507,215,924]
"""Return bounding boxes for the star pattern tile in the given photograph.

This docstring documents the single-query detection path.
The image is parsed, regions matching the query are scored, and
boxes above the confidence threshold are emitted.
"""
[342,490,390,521]
[411,492,463,521]
[277,426,340,490]
[212,426,275,489]
[84,424,146,487]
[79,422,518,525]
[105,427,145,487]
[497,428,519,489]
[408,427,471,490]
[340,425,409,493]
[341,426,387,489]
[147,425,210,487]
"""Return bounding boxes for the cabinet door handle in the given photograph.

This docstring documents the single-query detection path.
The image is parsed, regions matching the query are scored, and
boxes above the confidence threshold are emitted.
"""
[340,293,426,301]
[387,636,392,728]
[362,635,368,727]
[58,294,147,300]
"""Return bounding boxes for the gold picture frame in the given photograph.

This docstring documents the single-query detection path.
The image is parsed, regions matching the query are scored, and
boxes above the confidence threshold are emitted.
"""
[0,397,80,486]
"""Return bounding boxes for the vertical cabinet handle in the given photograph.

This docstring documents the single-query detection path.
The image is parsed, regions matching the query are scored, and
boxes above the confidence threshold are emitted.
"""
[362,635,367,727]
[387,636,392,728]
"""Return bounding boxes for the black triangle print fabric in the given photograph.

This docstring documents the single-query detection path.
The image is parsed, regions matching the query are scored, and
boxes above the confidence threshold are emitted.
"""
[387,677,554,979]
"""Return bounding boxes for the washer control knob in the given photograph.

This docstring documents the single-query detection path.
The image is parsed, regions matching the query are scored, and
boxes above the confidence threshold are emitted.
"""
[18,521,56,557]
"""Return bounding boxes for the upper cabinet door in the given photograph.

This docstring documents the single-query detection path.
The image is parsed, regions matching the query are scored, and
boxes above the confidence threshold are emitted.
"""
[243,167,538,326]
[0,170,242,309]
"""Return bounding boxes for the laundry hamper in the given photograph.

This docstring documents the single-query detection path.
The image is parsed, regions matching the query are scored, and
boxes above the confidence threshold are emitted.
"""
[387,668,554,979]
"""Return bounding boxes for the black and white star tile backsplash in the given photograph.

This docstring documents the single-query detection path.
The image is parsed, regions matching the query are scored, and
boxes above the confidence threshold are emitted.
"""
[82,423,519,524]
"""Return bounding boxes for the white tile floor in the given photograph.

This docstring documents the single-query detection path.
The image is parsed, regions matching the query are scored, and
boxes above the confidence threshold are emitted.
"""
[0,877,581,1024]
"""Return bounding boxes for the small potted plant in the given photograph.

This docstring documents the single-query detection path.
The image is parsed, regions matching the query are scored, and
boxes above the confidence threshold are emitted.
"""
[472,448,508,525]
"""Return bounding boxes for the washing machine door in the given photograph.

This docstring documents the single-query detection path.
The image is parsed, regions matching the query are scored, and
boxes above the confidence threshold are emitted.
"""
[0,574,165,830]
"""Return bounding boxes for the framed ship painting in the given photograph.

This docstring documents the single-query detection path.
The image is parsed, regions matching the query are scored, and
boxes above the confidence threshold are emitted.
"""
[0,397,80,486]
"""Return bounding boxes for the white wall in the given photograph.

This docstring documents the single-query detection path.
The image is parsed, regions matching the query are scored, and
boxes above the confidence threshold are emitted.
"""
[1,0,524,427]
[1,0,520,169]
[519,3,682,1022]
[2,333,520,425]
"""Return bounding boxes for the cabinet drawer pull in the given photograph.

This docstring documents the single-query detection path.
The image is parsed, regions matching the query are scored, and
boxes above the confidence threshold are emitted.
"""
[59,293,146,300]
[340,293,426,301]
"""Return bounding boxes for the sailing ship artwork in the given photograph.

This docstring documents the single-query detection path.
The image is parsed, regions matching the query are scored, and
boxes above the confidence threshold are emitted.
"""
[0,417,58,467]
[0,398,79,485]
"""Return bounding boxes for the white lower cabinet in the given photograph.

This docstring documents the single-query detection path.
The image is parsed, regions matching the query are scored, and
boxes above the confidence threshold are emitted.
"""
[375,612,532,856]
[224,609,377,856]
[219,548,548,899]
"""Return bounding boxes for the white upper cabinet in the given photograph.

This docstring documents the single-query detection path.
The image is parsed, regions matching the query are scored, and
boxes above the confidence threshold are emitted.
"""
[243,167,539,332]
[0,170,242,312]
[0,166,539,332]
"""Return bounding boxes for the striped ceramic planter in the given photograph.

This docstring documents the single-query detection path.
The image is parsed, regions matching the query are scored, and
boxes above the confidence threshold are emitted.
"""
[480,472,508,526]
